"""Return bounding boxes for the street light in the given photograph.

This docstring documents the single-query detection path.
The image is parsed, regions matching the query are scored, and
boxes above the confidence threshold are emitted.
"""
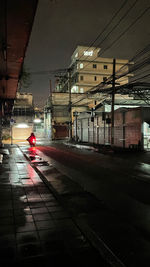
[34,118,41,123]
[16,123,29,128]
[73,111,79,142]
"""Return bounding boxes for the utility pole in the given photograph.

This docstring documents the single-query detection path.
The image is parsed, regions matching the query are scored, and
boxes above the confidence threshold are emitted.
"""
[10,118,14,145]
[74,111,78,141]
[49,79,53,140]
[49,79,53,112]
[111,58,116,145]
[68,68,72,140]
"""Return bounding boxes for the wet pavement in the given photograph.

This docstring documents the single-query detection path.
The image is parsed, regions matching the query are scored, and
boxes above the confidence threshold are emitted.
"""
[0,144,112,266]
[20,142,150,267]
[1,142,150,267]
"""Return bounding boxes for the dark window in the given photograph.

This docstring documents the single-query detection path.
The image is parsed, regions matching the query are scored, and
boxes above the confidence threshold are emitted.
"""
[104,65,108,69]
[94,76,97,81]
[80,76,84,81]
[74,75,78,83]
[93,64,97,68]
[103,77,107,82]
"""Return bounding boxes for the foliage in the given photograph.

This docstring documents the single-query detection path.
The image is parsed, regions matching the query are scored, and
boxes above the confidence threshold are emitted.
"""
[2,134,11,140]
[19,65,32,91]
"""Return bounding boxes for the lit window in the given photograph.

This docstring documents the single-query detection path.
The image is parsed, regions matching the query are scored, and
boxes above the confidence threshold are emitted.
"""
[75,52,78,58]
[94,76,97,81]
[71,86,79,93]
[80,76,84,81]
[80,63,83,69]
[104,65,108,69]
[93,64,97,68]
[84,50,93,56]
[80,88,84,93]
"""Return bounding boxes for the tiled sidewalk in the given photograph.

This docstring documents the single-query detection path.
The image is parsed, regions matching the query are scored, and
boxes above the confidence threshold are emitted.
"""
[0,145,108,266]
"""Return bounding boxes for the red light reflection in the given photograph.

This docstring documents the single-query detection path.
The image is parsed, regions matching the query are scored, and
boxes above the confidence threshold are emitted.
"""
[29,146,37,152]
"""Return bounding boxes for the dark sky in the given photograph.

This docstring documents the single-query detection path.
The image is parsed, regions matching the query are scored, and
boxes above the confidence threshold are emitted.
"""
[24,0,150,107]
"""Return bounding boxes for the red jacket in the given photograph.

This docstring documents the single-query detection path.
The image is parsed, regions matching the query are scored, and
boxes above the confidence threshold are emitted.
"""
[27,134,36,144]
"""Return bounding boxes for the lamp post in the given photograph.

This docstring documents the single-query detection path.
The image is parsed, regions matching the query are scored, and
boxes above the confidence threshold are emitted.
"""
[68,68,72,140]
[74,111,79,141]
[10,118,14,145]
[111,58,116,145]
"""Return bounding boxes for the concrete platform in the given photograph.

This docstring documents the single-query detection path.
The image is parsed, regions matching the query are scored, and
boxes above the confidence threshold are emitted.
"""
[20,143,150,267]
[0,144,111,266]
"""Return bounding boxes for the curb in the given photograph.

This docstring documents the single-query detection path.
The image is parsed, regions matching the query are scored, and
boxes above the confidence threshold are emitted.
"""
[19,145,126,267]
[63,142,114,154]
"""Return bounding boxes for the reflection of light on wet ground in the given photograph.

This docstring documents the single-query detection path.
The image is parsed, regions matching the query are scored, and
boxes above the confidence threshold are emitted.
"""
[27,164,42,184]
[138,162,150,174]
[29,146,37,152]
[9,161,41,186]
[19,195,27,202]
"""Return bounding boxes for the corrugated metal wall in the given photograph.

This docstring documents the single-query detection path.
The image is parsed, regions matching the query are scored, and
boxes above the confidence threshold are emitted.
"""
[82,119,88,142]
[74,108,142,148]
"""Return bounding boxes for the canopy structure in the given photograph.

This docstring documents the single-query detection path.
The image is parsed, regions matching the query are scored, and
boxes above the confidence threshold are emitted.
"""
[0,0,38,115]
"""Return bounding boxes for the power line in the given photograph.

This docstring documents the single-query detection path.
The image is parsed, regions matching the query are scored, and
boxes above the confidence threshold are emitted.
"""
[76,4,149,84]
[99,6,150,56]
[75,0,128,63]
[128,73,150,83]
[73,49,150,105]
[98,0,139,48]
[116,55,150,81]
[74,1,142,73]
[112,43,150,79]
[30,6,150,99]
[30,68,68,75]
[74,53,150,104]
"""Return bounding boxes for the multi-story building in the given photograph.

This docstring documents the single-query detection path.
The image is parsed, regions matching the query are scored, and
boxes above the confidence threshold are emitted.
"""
[70,45,130,95]
[33,107,45,138]
[45,45,133,140]
[44,93,69,140]
[11,92,34,141]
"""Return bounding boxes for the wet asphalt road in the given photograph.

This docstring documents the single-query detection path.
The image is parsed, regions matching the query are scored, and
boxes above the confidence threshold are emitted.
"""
[20,140,150,266]
[34,142,150,238]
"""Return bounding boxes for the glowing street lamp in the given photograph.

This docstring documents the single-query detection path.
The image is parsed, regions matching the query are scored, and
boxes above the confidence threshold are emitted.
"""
[34,118,41,123]
[16,123,29,128]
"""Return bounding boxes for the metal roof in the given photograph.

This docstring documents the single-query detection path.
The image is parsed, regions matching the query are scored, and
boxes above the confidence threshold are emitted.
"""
[0,0,38,100]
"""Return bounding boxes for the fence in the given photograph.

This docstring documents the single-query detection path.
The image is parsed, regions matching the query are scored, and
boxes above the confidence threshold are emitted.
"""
[73,115,141,149]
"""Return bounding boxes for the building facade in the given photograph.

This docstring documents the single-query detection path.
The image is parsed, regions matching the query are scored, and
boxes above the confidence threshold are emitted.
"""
[11,92,34,141]
[45,45,132,141]
[73,107,150,150]
[44,93,69,140]
[70,46,129,94]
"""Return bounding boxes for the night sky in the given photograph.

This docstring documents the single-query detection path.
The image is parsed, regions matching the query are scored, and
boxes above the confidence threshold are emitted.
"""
[24,0,150,107]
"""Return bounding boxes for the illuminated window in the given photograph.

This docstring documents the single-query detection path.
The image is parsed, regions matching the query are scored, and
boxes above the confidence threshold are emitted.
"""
[93,64,97,68]
[104,65,108,69]
[75,52,78,58]
[80,63,83,69]
[80,88,84,93]
[71,86,79,93]
[80,76,84,81]
[84,50,93,56]
[94,76,97,81]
